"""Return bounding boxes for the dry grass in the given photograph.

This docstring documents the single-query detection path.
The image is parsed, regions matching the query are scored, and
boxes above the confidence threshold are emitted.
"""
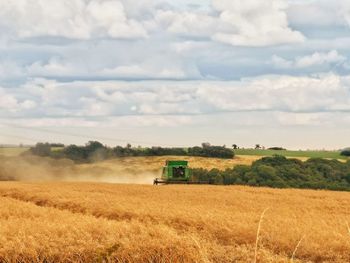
[0,182,350,262]
[254,208,270,263]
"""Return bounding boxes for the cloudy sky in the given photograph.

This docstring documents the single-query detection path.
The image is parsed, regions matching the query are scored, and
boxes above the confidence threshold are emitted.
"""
[1,0,350,149]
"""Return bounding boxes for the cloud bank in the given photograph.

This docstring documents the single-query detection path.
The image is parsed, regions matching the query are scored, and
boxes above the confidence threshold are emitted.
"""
[0,0,350,148]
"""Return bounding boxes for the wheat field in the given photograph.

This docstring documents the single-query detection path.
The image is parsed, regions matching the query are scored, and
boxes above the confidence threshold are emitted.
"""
[0,182,350,262]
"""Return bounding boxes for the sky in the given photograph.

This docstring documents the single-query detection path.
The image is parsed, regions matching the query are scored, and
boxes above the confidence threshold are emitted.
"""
[0,0,350,149]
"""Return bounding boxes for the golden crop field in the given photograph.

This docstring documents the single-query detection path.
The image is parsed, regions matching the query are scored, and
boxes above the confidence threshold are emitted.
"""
[0,182,350,262]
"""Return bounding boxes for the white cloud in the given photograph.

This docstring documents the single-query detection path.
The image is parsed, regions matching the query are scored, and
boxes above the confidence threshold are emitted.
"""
[21,100,37,110]
[211,0,304,46]
[154,9,216,37]
[1,1,350,148]
[78,97,115,116]
[2,74,350,120]
[0,61,24,80]
[151,0,304,46]
[26,56,201,80]
[1,75,350,149]
[272,50,346,69]
[296,50,346,68]
[271,55,293,69]
[0,89,18,110]
[198,74,350,113]
[100,64,189,79]
[288,0,350,27]
[0,88,36,112]
[93,89,127,104]
[276,112,329,126]
[86,0,147,38]
[27,57,81,77]
[0,0,147,40]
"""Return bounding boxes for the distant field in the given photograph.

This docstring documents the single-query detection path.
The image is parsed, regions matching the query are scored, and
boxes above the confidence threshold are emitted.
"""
[0,154,262,184]
[0,147,29,157]
[0,182,350,262]
[235,148,346,159]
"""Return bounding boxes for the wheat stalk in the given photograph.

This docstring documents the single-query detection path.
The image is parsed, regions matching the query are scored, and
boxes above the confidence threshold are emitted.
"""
[291,235,305,262]
[254,207,269,263]
[191,236,210,263]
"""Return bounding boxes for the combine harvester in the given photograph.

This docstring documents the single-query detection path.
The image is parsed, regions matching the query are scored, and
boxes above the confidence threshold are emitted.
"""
[153,160,213,185]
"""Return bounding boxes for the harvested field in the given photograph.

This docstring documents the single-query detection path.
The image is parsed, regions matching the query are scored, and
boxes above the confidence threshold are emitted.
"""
[0,182,349,262]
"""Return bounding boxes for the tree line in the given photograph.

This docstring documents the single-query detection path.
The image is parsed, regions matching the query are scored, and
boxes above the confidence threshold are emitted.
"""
[28,141,234,162]
[341,149,350,157]
[192,155,350,191]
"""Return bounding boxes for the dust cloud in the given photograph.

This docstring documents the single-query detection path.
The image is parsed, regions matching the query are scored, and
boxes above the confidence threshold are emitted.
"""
[0,155,159,185]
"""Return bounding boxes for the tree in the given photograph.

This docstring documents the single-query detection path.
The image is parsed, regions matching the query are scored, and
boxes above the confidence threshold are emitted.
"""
[255,144,261,149]
[188,145,234,159]
[232,144,238,150]
[85,141,104,152]
[63,145,87,162]
[30,143,51,157]
[189,156,350,190]
[255,165,278,181]
[268,147,286,151]
[341,149,350,157]
[49,143,65,147]
[201,142,211,148]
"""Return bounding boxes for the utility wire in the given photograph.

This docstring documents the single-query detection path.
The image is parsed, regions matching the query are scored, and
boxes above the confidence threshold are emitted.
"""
[0,132,40,143]
[0,123,186,147]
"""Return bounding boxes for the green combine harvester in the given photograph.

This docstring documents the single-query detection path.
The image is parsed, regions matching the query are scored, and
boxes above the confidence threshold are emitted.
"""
[153,160,213,185]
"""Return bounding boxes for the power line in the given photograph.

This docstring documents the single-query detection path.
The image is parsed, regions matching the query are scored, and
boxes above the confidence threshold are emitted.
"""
[0,132,39,143]
[0,124,186,147]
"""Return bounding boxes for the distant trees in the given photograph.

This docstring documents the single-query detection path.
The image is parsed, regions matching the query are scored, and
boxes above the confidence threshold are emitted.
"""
[268,147,286,151]
[341,149,350,157]
[255,144,262,149]
[30,143,51,157]
[144,147,187,156]
[232,144,238,150]
[192,155,350,191]
[62,144,87,162]
[29,143,64,157]
[201,142,211,148]
[188,144,234,159]
[49,143,65,147]
[28,141,234,162]
[60,141,107,162]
